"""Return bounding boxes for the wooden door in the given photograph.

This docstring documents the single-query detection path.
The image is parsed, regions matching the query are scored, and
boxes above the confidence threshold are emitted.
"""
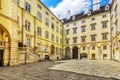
[0,50,3,66]
[92,54,95,60]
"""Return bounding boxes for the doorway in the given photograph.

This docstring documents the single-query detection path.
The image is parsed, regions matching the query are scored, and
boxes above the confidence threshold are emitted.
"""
[72,46,78,59]
[92,54,95,60]
[0,50,3,66]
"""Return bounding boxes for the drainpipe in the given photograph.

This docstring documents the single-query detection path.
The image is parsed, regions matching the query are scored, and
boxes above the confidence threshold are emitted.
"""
[110,8,112,60]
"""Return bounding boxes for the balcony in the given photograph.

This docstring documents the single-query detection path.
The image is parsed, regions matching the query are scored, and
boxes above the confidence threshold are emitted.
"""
[0,41,5,47]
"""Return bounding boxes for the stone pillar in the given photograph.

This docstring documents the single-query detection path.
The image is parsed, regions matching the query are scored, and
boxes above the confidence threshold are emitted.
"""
[9,40,19,66]
[70,47,73,59]
[78,48,80,60]
[3,42,9,66]
[88,47,90,59]
[98,47,101,60]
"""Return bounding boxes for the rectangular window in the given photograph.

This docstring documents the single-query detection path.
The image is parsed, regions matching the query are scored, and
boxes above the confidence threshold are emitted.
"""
[91,34,96,41]
[56,26,59,32]
[66,38,70,44]
[51,23,54,29]
[81,36,86,42]
[73,37,77,43]
[45,11,49,15]
[45,18,49,26]
[92,46,95,50]
[91,24,96,30]
[102,21,107,28]
[51,34,54,41]
[66,29,69,35]
[102,14,107,18]
[56,36,59,42]
[25,2,31,12]
[91,17,95,21]
[25,20,31,31]
[37,11,42,20]
[102,33,108,40]
[37,43,41,51]
[103,45,107,50]
[73,28,77,34]
[26,38,31,46]
[81,26,86,32]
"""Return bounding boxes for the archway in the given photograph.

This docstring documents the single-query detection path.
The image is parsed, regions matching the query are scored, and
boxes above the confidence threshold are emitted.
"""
[72,46,78,59]
[0,24,11,66]
[80,53,88,59]
[51,44,55,54]
[65,47,70,59]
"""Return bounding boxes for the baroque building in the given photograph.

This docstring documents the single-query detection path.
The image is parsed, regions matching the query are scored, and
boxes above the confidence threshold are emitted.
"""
[62,5,111,60]
[111,0,120,61]
[0,0,64,66]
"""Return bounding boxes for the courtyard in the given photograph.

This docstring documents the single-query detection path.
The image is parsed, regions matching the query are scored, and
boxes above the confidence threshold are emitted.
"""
[0,60,119,80]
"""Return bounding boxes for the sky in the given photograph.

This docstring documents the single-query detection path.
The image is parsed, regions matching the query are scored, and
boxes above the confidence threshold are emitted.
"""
[41,0,111,19]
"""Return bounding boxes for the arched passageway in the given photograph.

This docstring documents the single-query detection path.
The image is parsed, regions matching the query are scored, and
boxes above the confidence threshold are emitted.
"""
[72,46,78,59]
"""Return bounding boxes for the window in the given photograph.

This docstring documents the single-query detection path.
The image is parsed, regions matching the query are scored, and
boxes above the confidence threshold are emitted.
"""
[102,14,107,18]
[25,2,31,12]
[66,38,70,44]
[83,47,86,51]
[82,20,85,23]
[51,23,54,29]
[66,24,69,27]
[91,34,96,41]
[73,28,77,34]
[45,31,49,39]
[38,4,42,9]
[56,36,59,42]
[56,26,59,32]
[103,45,107,50]
[102,21,107,28]
[73,37,77,43]
[25,20,31,31]
[37,43,41,51]
[81,36,86,42]
[102,33,108,40]
[45,11,49,15]
[81,26,86,32]
[91,18,95,21]
[45,18,49,26]
[66,29,69,35]
[51,34,54,41]
[37,27,41,36]
[73,22,76,25]
[91,24,96,30]
[51,17,54,20]
[92,46,95,50]
[37,11,42,20]
[26,38,31,46]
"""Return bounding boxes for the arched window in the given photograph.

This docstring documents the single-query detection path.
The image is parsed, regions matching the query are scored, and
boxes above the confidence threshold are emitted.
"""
[37,27,41,36]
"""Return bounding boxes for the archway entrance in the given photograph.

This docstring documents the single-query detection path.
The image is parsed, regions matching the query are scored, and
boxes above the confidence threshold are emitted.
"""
[65,47,70,59]
[51,44,55,54]
[72,46,78,59]
[80,53,87,59]
[0,50,3,66]
[0,24,11,66]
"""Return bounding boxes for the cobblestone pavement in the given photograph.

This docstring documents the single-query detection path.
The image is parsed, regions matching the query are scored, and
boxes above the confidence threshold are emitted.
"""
[50,60,120,80]
[0,60,119,80]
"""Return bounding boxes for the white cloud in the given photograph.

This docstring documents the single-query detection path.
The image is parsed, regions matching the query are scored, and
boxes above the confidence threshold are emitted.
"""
[49,0,91,19]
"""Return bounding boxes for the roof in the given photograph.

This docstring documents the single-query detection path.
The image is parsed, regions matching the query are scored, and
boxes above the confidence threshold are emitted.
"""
[62,5,111,24]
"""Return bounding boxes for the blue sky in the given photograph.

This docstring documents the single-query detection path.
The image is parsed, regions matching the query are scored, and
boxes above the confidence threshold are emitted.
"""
[41,0,111,19]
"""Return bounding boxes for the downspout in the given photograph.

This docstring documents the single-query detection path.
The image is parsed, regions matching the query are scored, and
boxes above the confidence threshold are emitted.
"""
[110,6,112,60]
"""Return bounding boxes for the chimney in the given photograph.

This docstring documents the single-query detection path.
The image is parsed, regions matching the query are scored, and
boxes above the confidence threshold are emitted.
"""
[66,10,71,20]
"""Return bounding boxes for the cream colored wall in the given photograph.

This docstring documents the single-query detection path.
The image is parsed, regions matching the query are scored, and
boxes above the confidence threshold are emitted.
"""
[111,0,120,61]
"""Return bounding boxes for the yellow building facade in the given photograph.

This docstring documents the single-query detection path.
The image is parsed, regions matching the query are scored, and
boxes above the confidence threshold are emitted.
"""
[0,0,63,66]
[111,0,120,61]
[63,5,111,60]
